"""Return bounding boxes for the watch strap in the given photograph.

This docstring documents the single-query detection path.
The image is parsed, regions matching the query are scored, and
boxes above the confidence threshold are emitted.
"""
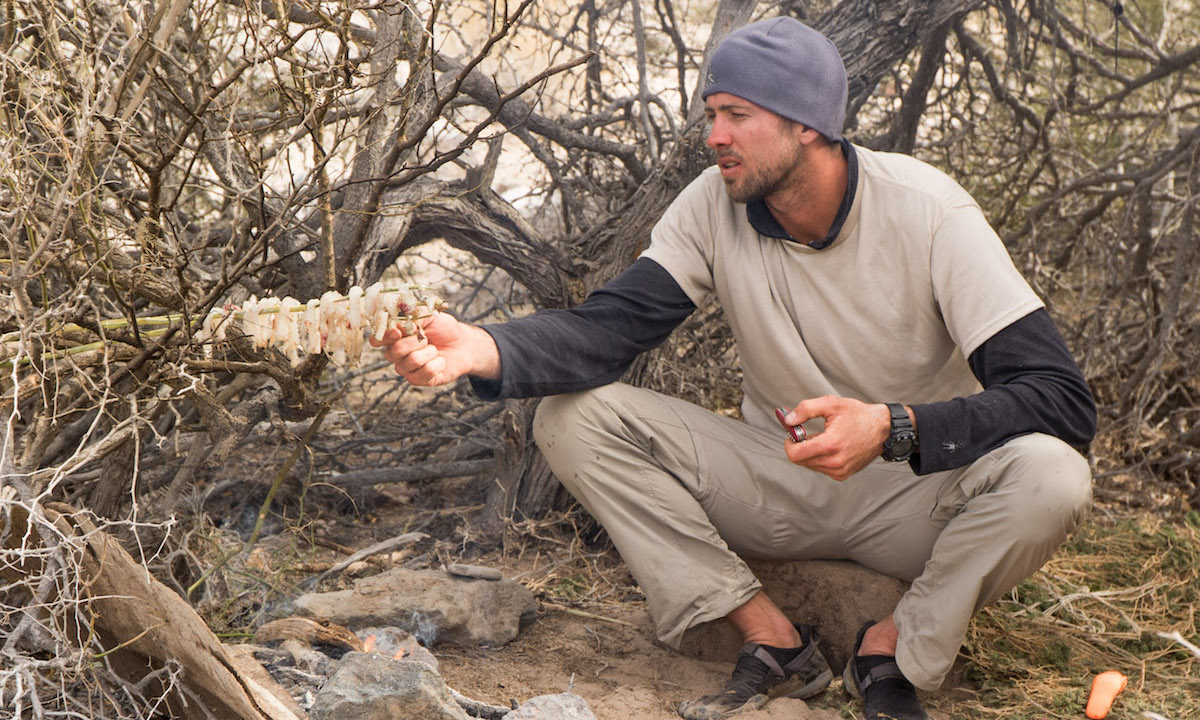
[882,403,916,461]
[885,403,911,430]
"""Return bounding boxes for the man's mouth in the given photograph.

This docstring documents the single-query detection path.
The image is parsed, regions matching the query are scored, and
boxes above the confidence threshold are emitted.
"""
[718,155,741,176]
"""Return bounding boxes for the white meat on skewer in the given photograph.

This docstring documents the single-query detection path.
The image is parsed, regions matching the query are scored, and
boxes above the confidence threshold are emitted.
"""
[319,290,346,361]
[280,298,302,363]
[194,285,443,364]
[348,285,364,332]
[364,283,381,319]
[303,299,322,355]
[256,297,283,348]
[242,296,262,346]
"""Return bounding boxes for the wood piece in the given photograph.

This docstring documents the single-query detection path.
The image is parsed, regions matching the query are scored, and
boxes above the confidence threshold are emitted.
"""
[449,686,512,720]
[37,503,302,720]
[327,460,493,487]
[224,644,309,718]
[542,601,635,628]
[318,531,428,581]
[256,616,365,653]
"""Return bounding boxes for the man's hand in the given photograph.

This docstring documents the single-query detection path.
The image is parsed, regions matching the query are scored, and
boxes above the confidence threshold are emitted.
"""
[369,313,500,387]
[780,396,901,481]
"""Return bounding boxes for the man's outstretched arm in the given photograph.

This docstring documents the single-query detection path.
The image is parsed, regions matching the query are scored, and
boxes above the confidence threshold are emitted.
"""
[373,258,697,396]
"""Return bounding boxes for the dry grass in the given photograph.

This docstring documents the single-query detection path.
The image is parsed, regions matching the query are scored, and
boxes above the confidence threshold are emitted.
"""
[952,514,1200,719]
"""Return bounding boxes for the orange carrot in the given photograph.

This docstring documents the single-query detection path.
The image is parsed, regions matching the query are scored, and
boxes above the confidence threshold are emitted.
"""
[1085,670,1128,719]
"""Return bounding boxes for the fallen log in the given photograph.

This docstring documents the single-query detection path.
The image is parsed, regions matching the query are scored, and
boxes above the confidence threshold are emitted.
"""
[3,501,302,720]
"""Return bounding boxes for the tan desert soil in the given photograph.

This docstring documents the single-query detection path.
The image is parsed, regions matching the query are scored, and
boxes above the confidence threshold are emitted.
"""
[434,595,845,720]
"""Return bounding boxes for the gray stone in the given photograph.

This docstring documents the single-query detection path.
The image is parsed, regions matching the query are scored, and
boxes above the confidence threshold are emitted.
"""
[279,638,336,677]
[504,693,597,719]
[447,563,504,581]
[310,651,470,720]
[357,626,439,669]
[295,567,537,647]
[678,559,908,671]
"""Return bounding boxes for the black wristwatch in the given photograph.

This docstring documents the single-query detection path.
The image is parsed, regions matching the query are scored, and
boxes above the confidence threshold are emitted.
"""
[881,403,917,462]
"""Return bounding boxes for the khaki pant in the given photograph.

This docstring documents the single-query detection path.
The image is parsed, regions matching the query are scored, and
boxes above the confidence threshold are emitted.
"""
[532,383,1092,690]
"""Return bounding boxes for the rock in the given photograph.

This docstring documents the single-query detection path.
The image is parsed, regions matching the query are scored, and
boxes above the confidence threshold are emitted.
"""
[678,559,908,671]
[447,563,504,581]
[295,567,537,647]
[279,638,336,677]
[358,626,439,669]
[310,651,470,720]
[504,692,597,719]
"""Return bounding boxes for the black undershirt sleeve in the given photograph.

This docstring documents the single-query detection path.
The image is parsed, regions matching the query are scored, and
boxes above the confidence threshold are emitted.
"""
[909,308,1097,474]
[468,258,696,399]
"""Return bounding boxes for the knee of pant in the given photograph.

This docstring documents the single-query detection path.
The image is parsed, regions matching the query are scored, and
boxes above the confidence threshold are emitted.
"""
[532,394,575,453]
[533,386,619,450]
[1002,434,1093,536]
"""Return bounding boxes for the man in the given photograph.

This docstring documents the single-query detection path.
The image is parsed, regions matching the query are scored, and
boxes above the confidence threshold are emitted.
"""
[373,17,1096,720]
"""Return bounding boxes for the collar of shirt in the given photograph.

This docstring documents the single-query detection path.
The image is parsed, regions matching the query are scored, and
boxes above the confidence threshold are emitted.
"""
[745,138,858,250]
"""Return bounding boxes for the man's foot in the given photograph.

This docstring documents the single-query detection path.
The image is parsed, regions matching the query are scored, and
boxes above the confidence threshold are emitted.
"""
[677,624,833,720]
[842,621,930,720]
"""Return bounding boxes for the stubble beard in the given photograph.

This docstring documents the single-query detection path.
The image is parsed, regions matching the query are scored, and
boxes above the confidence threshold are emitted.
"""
[721,135,807,204]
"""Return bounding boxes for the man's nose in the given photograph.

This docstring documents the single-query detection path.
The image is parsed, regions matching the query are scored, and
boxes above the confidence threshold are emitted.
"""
[705,117,729,149]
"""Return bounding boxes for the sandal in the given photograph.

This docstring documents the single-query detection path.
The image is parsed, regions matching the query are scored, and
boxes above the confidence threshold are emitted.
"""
[677,623,833,720]
[842,621,930,720]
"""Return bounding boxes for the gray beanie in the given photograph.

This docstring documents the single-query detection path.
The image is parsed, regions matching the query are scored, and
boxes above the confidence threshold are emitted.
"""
[702,17,847,141]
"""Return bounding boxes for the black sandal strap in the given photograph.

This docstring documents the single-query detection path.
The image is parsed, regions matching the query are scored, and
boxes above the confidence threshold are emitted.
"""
[858,658,906,694]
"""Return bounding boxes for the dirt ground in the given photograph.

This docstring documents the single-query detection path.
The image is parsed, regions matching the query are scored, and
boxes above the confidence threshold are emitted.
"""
[435,590,847,720]
[215,409,969,720]
[239,465,967,720]
[399,524,961,720]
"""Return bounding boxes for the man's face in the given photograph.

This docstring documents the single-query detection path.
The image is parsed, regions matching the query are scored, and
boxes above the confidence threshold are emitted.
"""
[704,93,807,203]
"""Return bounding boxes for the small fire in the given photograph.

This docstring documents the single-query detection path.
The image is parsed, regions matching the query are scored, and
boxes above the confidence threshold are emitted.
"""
[393,648,410,660]
[362,635,376,653]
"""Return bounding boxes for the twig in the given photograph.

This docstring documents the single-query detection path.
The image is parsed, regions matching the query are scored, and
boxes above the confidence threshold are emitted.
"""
[449,687,511,719]
[1156,630,1200,661]
[541,601,635,628]
[93,624,164,658]
[325,458,493,487]
[315,531,429,583]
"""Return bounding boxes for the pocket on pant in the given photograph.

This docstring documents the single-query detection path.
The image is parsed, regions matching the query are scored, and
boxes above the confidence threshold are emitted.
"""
[929,466,993,525]
[645,426,715,508]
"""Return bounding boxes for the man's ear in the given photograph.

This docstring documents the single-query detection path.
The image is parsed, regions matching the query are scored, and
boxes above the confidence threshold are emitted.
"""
[795,124,825,146]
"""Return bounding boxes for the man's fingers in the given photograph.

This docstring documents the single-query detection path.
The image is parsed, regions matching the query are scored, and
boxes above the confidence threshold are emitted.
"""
[393,343,439,375]
[401,355,447,386]
[370,326,400,347]
[382,334,427,364]
[788,395,840,424]
[784,431,859,479]
[784,432,829,461]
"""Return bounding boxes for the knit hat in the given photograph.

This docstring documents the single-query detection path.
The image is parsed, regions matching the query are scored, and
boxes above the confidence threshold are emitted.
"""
[702,17,848,140]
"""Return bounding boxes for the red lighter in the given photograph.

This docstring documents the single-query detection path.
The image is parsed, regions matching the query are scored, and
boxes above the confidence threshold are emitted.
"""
[774,407,808,443]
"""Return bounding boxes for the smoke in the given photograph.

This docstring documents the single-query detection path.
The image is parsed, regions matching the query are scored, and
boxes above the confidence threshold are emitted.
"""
[406,611,439,647]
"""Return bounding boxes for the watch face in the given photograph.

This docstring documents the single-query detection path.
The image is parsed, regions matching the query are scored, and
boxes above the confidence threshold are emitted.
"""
[886,431,916,460]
